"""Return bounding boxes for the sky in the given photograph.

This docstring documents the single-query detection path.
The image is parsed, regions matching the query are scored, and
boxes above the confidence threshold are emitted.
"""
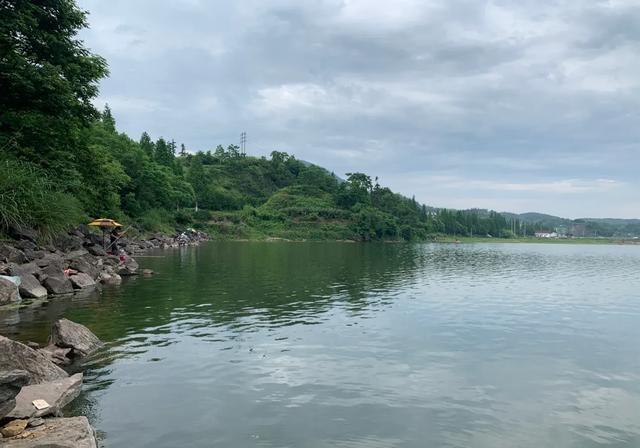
[77,0,640,219]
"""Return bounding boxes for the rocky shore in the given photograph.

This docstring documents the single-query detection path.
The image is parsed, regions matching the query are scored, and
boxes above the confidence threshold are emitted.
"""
[0,226,208,445]
[0,226,208,306]
[0,319,100,445]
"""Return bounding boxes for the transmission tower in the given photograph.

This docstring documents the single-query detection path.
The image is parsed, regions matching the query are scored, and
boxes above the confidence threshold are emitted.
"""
[240,131,247,156]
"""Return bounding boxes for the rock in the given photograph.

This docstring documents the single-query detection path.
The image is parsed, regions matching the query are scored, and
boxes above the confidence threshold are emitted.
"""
[0,370,30,419]
[9,226,38,243]
[14,240,37,252]
[0,244,28,264]
[38,344,73,366]
[0,336,68,385]
[53,234,83,253]
[117,257,139,276]
[42,275,73,295]
[68,273,96,289]
[7,373,83,419]
[23,250,45,261]
[18,274,47,299]
[142,268,154,275]
[99,272,121,285]
[50,319,102,358]
[0,276,20,305]
[1,416,97,447]
[86,245,106,257]
[27,418,44,428]
[1,419,28,438]
[8,262,40,277]
[40,265,73,295]
[34,253,63,269]
[26,342,40,349]
[67,256,99,280]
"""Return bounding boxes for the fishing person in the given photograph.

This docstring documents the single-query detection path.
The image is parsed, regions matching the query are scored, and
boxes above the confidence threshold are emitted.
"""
[109,226,122,254]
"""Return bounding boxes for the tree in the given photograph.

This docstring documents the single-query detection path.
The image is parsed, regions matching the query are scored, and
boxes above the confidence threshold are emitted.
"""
[154,137,174,167]
[102,104,116,132]
[139,132,155,159]
[0,0,108,184]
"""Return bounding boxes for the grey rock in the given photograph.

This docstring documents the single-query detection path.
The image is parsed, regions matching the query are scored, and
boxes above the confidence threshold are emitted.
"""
[0,244,27,264]
[117,257,139,276]
[26,342,40,349]
[86,245,106,256]
[67,256,99,280]
[68,273,96,289]
[9,226,38,243]
[1,416,97,448]
[18,274,48,299]
[0,277,20,305]
[50,319,102,358]
[0,336,68,385]
[27,418,45,428]
[53,234,83,253]
[8,373,83,419]
[8,262,40,277]
[38,344,73,366]
[42,276,73,295]
[99,272,122,285]
[0,370,30,419]
[41,264,73,295]
[35,253,63,269]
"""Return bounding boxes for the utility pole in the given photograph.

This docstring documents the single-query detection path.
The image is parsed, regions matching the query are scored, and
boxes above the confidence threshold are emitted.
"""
[240,131,246,156]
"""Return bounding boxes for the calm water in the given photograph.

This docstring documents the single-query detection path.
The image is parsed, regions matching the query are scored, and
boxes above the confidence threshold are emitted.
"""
[1,242,639,447]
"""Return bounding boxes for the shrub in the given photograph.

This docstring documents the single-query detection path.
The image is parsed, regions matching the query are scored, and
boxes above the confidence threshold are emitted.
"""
[0,158,86,240]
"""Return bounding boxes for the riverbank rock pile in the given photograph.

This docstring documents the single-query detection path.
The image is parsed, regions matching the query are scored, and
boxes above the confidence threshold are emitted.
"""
[0,225,209,306]
[0,320,101,445]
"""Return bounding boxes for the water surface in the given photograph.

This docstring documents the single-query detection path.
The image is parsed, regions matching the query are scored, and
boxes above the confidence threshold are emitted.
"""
[1,242,639,447]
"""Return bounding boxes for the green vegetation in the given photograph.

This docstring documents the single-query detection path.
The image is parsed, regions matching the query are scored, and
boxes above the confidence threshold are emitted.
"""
[1,1,636,243]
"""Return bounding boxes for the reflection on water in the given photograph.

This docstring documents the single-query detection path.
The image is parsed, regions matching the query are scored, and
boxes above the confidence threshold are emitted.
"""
[1,242,639,447]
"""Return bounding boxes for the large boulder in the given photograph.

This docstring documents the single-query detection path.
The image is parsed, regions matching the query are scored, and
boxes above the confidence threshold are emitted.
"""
[1,416,97,447]
[7,373,83,419]
[42,275,73,295]
[50,319,102,358]
[0,276,20,305]
[68,273,96,290]
[0,370,30,419]
[0,336,68,385]
[18,274,47,299]
[8,226,38,243]
[41,264,73,295]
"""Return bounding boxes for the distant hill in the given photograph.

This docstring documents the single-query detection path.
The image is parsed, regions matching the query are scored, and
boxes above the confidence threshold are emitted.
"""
[500,212,640,237]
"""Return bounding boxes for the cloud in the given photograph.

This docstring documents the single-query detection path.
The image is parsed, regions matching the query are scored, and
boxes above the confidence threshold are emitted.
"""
[77,0,640,218]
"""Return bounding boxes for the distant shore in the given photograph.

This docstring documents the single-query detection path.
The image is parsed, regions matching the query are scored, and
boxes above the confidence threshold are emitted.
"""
[431,236,640,245]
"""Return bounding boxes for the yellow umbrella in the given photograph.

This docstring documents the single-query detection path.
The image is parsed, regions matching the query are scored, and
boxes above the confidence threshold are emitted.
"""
[88,218,123,228]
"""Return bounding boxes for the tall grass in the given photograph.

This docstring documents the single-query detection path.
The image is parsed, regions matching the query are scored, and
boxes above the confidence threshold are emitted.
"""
[0,158,86,241]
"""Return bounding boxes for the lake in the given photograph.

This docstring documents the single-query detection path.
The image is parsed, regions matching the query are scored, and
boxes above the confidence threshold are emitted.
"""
[1,242,639,447]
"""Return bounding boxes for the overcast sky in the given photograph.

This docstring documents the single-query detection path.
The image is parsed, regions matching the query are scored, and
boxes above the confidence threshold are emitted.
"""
[77,0,640,219]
